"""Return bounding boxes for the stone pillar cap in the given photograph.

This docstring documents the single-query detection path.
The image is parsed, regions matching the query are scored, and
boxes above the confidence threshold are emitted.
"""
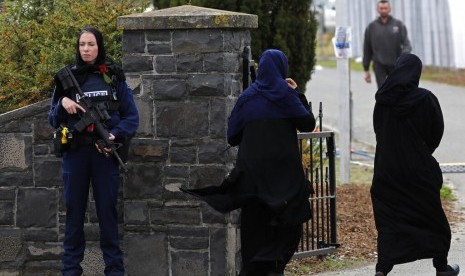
[117,5,258,30]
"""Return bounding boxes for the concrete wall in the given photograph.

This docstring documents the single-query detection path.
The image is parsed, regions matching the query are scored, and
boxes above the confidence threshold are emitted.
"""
[0,5,257,275]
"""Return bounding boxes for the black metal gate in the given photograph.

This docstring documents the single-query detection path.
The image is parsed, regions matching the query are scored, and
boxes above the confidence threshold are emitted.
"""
[293,101,339,258]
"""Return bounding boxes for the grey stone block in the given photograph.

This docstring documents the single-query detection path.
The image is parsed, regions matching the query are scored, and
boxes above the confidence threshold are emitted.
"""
[0,171,33,187]
[170,144,197,164]
[187,73,225,96]
[170,236,208,250]
[23,229,58,242]
[198,139,226,164]
[171,251,208,276]
[176,54,203,73]
[122,55,153,72]
[124,163,163,199]
[189,166,227,189]
[34,117,54,141]
[0,118,32,133]
[168,225,209,238]
[204,53,224,72]
[155,101,209,138]
[146,30,171,42]
[147,43,172,55]
[34,158,62,187]
[210,227,227,276]
[172,30,222,54]
[0,188,15,200]
[122,31,146,53]
[133,97,153,136]
[17,188,57,228]
[34,144,50,156]
[23,260,62,276]
[83,224,101,241]
[130,138,169,162]
[124,201,149,225]
[164,165,189,179]
[223,53,241,73]
[152,79,188,100]
[150,207,200,225]
[224,30,251,52]
[155,55,176,73]
[125,233,168,276]
[0,201,14,225]
[210,98,227,138]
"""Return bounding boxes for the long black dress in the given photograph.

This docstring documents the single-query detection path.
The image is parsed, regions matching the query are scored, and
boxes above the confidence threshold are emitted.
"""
[182,49,316,275]
[371,53,451,272]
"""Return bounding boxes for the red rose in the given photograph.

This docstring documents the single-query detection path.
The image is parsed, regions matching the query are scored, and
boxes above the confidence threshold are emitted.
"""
[98,64,108,73]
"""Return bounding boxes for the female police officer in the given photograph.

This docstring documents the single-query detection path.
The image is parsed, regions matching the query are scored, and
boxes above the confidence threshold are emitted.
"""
[49,26,139,276]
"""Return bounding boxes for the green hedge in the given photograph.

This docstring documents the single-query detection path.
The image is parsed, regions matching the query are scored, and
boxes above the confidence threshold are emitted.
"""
[0,0,146,113]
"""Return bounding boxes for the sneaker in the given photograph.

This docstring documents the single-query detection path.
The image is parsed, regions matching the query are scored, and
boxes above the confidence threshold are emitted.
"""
[437,264,460,276]
[375,272,385,276]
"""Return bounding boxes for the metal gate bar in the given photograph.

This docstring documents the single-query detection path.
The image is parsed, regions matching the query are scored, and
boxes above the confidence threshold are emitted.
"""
[294,131,339,258]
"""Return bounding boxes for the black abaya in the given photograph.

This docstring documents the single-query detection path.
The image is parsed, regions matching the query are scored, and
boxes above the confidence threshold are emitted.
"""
[372,54,451,269]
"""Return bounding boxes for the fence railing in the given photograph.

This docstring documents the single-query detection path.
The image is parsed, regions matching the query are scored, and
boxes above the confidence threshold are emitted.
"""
[293,130,339,258]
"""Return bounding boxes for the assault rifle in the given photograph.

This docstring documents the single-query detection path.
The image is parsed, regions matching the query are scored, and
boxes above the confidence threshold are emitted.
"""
[56,67,128,172]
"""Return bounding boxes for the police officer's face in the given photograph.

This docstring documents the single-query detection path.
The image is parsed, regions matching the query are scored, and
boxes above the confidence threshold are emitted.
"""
[79,32,98,64]
[377,3,391,19]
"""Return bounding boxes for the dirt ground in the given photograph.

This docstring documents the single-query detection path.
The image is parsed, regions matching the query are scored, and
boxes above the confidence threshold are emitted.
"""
[286,183,460,275]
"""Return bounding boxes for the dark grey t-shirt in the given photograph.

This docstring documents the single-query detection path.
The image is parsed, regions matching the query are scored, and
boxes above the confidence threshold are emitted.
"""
[363,16,412,70]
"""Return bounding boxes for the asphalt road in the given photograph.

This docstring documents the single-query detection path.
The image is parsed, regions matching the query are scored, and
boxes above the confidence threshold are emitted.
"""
[304,67,465,276]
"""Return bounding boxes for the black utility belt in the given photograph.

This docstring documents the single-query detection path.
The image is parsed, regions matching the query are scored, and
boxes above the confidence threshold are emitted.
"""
[53,126,100,157]
[71,135,98,146]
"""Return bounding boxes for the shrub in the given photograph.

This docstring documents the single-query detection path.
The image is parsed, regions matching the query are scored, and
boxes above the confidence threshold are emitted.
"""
[0,0,146,113]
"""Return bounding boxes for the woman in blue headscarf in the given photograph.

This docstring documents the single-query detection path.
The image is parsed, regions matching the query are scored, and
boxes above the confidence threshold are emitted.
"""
[371,53,459,276]
[183,49,315,275]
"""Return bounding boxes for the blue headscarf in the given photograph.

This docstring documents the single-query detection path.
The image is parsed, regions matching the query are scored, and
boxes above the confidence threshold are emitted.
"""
[227,49,310,141]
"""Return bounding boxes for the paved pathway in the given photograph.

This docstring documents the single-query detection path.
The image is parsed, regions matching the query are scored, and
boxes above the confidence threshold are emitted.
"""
[303,67,465,276]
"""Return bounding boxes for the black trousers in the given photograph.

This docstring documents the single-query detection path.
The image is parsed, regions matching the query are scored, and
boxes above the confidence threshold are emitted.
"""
[239,202,302,276]
[373,63,395,88]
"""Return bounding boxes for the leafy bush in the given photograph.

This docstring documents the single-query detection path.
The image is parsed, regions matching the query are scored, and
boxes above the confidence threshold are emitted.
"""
[0,0,146,113]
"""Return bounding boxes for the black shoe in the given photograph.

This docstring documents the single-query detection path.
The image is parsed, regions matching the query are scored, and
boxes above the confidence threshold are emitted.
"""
[375,272,385,276]
[437,264,460,276]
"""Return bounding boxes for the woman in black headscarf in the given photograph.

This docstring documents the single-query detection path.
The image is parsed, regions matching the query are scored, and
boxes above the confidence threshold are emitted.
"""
[371,53,459,276]
[49,26,139,276]
[183,49,315,275]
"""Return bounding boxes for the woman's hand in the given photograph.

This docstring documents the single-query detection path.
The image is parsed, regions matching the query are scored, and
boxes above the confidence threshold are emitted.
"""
[61,97,86,114]
[96,133,116,154]
[286,78,298,89]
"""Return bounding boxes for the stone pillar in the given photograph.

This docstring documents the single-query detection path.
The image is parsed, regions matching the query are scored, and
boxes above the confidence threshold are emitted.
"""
[117,5,257,275]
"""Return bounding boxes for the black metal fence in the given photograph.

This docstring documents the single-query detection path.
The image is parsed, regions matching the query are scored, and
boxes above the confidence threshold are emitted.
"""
[293,103,339,258]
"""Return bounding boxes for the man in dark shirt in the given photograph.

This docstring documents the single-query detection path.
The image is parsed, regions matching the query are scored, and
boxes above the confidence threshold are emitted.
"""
[363,0,412,88]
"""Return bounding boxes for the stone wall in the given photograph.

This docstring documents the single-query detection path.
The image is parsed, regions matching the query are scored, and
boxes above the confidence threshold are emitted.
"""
[0,5,257,276]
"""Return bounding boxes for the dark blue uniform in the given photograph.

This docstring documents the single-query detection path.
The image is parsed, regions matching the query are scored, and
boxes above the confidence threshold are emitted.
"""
[49,67,139,276]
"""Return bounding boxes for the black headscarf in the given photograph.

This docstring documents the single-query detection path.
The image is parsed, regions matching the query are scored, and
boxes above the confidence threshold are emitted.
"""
[375,53,429,116]
[72,26,125,84]
[76,26,106,67]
